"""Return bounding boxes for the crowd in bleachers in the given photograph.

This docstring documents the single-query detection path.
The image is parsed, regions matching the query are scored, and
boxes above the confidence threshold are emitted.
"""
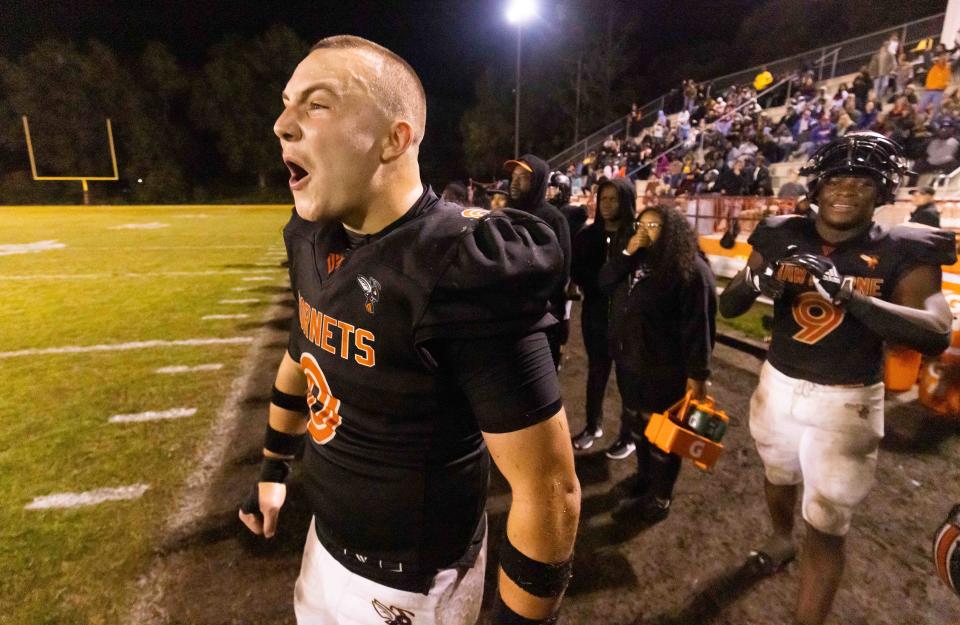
[560,31,960,203]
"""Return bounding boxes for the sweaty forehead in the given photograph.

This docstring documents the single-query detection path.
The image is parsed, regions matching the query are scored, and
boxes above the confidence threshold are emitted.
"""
[286,48,383,101]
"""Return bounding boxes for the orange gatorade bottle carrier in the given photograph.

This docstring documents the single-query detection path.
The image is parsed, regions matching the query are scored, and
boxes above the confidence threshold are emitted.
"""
[918,295,960,419]
[644,391,730,471]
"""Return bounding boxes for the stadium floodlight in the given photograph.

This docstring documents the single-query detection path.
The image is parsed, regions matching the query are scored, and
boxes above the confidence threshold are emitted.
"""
[505,0,538,159]
[505,0,537,25]
[21,115,119,206]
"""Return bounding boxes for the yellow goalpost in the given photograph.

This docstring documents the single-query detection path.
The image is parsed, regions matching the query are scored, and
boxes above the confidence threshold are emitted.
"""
[22,115,119,205]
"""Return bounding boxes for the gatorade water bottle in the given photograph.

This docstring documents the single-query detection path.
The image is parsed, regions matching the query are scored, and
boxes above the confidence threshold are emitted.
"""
[686,408,711,436]
[703,417,727,442]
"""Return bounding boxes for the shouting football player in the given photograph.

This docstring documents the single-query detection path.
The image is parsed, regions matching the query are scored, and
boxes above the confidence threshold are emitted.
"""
[720,131,956,625]
[239,36,580,625]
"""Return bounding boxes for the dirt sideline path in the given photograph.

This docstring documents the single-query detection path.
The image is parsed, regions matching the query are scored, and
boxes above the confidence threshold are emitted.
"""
[130,301,960,625]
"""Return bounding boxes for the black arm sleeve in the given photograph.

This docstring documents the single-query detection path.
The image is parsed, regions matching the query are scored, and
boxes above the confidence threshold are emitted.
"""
[597,251,638,296]
[681,261,718,380]
[718,266,760,318]
[431,332,563,434]
[845,290,952,356]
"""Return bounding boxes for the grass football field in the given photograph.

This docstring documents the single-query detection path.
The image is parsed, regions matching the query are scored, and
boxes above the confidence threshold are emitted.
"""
[0,204,769,625]
[0,204,291,625]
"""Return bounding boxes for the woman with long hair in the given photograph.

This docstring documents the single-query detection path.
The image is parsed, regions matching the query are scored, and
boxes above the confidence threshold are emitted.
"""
[598,204,718,523]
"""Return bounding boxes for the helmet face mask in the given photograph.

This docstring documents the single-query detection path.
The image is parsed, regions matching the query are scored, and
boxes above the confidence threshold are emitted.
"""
[800,131,910,206]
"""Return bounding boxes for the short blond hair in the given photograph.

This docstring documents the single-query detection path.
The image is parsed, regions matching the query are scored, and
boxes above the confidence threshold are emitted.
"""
[310,35,427,144]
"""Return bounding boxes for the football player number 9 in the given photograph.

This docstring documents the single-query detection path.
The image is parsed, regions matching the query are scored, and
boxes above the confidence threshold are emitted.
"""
[791,292,845,345]
[300,353,343,445]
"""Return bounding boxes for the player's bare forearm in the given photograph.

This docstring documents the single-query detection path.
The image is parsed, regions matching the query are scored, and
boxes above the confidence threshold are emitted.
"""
[719,251,763,318]
[484,412,581,620]
[240,352,308,537]
[265,352,309,456]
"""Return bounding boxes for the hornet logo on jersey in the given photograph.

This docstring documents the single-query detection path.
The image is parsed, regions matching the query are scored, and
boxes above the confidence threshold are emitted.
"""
[357,275,381,314]
[372,599,414,625]
[860,254,880,270]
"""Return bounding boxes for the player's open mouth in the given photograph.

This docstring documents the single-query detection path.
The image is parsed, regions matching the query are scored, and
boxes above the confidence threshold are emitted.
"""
[284,157,311,190]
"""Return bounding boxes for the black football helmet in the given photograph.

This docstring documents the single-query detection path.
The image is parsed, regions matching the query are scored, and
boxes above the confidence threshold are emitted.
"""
[548,172,572,206]
[799,131,911,205]
[934,503,960,598]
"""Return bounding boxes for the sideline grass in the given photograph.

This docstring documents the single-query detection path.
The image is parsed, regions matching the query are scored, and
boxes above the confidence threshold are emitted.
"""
[714,277,770,340]
[0,205,291,624]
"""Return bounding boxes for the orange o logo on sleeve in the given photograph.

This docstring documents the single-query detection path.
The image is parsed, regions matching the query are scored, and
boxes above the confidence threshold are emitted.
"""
[461,208,490,219]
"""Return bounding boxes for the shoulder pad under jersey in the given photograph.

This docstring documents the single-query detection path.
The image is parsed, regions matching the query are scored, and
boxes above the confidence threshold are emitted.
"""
[747,214,808,261]
[414,206,563,342]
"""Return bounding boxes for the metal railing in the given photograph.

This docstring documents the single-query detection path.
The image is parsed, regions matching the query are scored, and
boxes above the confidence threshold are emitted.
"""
[934,163,960,190]
[702,13,943,95]
[548,12,945,170]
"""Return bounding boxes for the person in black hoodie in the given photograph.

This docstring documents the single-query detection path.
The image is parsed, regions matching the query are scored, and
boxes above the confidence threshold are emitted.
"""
[570,178,637,458]
[506,155,573,369]
[599,204,717,523]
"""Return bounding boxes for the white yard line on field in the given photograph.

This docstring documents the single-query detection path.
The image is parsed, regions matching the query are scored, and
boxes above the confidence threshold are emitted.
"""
[219,299,259,304]
[155,364,224,374]
[110,223,169,230]
[0,336,253,360]
[201,314,249,320]
[230,286,255,292]
[240,276,273,282]
[127,286,292,625]
[0,240,67,256]
[25,484,150,510]
[109,408,197,424]
[0,269,280,281]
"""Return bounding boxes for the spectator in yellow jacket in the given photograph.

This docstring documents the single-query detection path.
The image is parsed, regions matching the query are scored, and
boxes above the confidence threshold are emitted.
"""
[754,67,773,91]
[921,50,951,116]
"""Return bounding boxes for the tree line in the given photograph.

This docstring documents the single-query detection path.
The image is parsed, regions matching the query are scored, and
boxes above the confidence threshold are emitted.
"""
[0,25,304,204]
[0,0,942,203]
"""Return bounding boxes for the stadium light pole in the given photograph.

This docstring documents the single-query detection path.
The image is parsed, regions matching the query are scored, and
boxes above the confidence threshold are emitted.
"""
[506,0,537,159]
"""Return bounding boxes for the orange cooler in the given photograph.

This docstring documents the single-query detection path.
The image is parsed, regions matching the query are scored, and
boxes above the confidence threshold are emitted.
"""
[644,392,731,471]
[883,346,922,392]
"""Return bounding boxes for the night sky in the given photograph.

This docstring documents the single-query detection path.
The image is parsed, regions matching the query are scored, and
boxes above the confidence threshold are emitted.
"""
[0,0,944,184]
[0,0,533,183]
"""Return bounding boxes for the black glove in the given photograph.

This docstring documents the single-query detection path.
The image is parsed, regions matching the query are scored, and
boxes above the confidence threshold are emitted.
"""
[744,261,785,300]
[784,252,852,304]
[239,457,291,516]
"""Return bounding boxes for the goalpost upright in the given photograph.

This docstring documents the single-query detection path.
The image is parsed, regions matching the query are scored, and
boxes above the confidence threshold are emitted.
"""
[21,115,119,205]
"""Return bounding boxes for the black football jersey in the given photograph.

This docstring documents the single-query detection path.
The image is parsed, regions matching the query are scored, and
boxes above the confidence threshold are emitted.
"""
[748,215,956,385]
[282,187,562,575]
